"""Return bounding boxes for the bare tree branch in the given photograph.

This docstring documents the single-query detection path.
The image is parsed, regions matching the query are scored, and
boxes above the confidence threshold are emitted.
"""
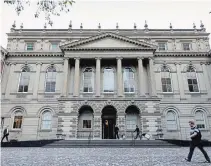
[4,0,75,26]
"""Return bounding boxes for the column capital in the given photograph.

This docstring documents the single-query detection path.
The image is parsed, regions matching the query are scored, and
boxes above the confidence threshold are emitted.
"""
[74,57,80,60]
[36,62,43,66]
[148,57,154,60]
[11,62,17,66]
[95,57,102,60]
[116,57,123,60]
[174,62,181,66]
[63,57,69,60]
[137,57,145,60]
[200,62,206,65]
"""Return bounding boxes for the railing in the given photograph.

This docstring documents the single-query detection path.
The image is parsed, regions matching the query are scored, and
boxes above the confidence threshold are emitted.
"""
[88,131,93,146]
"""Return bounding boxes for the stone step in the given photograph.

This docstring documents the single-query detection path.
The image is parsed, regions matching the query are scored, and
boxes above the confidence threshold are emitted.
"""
[43,140,177,148]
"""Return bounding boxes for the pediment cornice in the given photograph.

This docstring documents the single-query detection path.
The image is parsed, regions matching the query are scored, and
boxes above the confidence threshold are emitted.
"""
[60,32,157,51]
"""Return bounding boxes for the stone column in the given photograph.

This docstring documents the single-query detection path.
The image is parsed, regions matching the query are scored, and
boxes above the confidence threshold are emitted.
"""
[73,58,80,97]
[138,57,145,96]
[149,58,157,97]
[117,57,123,96]
[95,58,101,97]
[201,63,211,99]
[175,63,185,99]
[33,63,42,99]
[62,58,69,97]
[2,62,11,95]
[5,63,16,99]
[93,113,101,139]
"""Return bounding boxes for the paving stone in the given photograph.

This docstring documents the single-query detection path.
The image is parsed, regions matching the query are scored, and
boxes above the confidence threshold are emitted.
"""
[1,147,211,166]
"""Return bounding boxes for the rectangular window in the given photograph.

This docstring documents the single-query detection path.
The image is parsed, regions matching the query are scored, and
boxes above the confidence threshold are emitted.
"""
[13,116,23,129]
[83,72,93,92]
[161,78,172,92]
[45,82,56,92]
[51,43,58,50]
[183,43,191,51]
[188,79,199,92]
[83,120,91,128]
[26,43,34,51]
[196,124,205,129]
[158,43,167,51]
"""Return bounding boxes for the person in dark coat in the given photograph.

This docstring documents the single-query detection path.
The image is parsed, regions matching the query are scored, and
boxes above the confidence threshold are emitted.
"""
[134,125,142,140]
[114,125,119,139]
[1,126,9,142]
[185,120,210,163]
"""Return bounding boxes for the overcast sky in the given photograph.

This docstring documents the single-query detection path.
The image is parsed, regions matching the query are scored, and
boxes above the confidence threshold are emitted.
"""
[0,0,211,48]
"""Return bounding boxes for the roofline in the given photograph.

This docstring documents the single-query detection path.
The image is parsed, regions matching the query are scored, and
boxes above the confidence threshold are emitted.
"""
[0,46,8,54]
[10,28,205,32]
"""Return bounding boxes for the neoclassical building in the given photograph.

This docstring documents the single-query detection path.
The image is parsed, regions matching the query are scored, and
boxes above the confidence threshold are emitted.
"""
[1,22,211,141]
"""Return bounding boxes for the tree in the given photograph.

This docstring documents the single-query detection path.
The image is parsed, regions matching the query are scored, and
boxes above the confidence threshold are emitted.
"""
[4,0,75,26]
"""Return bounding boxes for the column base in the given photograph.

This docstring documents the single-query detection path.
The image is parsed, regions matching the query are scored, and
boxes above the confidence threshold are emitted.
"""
[140,95,146,97]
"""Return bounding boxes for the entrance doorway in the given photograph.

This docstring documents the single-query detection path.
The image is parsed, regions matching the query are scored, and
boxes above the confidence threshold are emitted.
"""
[102,105,117,139]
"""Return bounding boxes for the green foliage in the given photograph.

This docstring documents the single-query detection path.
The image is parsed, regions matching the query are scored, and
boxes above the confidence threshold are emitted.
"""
[4,0,75,26]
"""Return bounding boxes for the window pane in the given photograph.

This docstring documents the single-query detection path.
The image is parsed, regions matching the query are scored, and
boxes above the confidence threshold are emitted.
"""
[188,79,192,84]
[162,85,167,92]
[189,85,193,92]
[193,85,199,92]
[27,43,34,51]
[103,68,114,92]
[124,68,135,92]
[83,120,91,128]
[18,68,30,92]
[83,68,93,92]
[45,67,56,92]
[13,116,23,128]
[193,79,197,84]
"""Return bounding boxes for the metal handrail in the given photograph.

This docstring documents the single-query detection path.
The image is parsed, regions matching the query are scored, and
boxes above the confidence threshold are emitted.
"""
[88,131,92,146]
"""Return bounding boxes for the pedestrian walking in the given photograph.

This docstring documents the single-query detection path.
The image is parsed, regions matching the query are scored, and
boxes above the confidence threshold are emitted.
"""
[134,125,142,140]
[114,125,119,139]
[1,126,9,142]
[185,120,210,163]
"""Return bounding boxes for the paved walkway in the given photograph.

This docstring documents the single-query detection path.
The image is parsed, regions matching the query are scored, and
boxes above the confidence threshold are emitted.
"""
[1,147,211,166]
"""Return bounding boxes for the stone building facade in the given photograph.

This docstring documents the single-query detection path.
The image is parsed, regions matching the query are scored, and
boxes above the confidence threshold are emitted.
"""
[1,22,211,141]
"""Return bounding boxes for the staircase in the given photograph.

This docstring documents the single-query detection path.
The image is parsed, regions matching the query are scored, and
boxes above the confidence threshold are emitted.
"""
[43,139,178,148]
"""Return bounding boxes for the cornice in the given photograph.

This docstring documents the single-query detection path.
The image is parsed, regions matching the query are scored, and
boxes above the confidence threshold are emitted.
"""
[154,52,210,57]
[8,51,63,57]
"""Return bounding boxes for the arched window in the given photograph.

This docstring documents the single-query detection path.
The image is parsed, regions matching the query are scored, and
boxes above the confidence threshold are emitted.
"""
[195,110,205,129]
[161,66,172,92]
[18,66,30,92]
[166,111,177,130]
[125,106,139,130]
[45,66,56,92]
[41,111,52,130]
[83,68,94,93]
[103,67,114,92]
[123,67,135,93]
[13,110,23,129]
[187,66,199,92]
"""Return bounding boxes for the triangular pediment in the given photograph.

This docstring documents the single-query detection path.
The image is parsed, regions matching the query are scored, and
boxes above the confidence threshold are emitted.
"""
[61,32,156,51]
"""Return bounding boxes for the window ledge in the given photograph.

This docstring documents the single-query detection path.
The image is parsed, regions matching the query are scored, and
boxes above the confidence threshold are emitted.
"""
[10,129,22,132]
[199,129,209,132]
[78,129,92,131]
[167,130,179,132]
[162,92,174,94]
[39,129,52,132]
